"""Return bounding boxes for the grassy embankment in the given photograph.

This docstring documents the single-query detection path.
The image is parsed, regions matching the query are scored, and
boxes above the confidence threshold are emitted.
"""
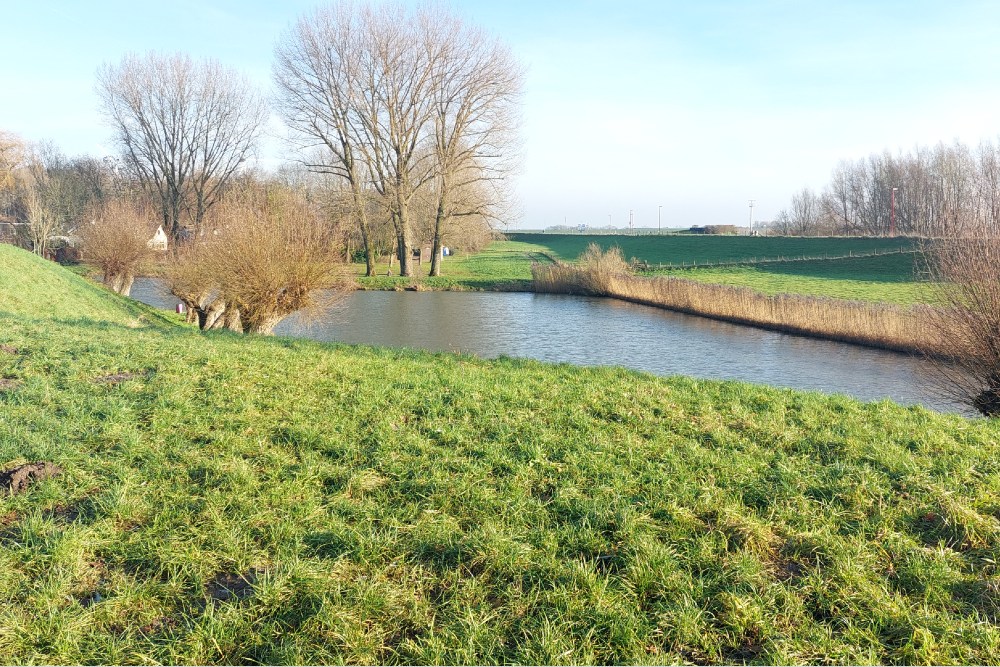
[2,244,1000,664]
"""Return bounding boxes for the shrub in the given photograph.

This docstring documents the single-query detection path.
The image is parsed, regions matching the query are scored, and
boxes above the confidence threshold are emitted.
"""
[78,199,157,296]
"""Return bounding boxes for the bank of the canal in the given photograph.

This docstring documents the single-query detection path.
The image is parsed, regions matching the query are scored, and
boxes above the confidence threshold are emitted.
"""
[3,244,1000,664]
[132,278,961,413]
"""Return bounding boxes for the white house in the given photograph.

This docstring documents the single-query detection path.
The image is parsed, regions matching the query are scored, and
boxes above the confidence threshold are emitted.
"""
[147,226,168,251]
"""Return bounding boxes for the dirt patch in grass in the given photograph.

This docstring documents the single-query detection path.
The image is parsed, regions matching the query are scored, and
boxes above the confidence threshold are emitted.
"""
[0,462,62,496]
[0,378,21,391]
[0,344,18,355]
[207,569,262,602]
[93,371,140,385]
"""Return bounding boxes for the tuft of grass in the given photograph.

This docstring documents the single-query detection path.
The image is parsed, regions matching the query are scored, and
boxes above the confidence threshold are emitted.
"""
[2,245,1000,664]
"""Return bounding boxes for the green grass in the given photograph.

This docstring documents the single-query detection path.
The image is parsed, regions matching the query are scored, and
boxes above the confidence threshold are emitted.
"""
[356,235,932,304]
[353,241,547,291]
[412,234,933,305]
[2,245,1000,664]
[657,254,934,305]
[507,232,920,267]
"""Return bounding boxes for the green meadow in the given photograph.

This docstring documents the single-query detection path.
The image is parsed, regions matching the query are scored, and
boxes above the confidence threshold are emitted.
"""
[353,234,932,304]
[2,244,998,664]
[506,232,920,267]
[658,253,933,305]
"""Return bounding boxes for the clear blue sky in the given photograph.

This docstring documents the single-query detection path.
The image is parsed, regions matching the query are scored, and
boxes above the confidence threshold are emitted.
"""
[3,0,999,228]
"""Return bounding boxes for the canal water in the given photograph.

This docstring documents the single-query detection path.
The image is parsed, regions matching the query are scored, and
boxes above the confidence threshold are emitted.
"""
[131,278,962,413]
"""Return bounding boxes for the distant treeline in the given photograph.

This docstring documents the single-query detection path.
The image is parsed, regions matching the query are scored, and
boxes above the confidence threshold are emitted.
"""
[777,139,1000,236]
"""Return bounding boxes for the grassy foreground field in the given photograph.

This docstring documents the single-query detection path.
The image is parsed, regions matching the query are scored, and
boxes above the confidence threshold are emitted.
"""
[3,245,1000,664]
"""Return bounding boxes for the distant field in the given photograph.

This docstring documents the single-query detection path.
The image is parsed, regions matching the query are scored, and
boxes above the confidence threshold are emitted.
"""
[506,232,920,266]
[354,234,932,303]
[658,253,934,305]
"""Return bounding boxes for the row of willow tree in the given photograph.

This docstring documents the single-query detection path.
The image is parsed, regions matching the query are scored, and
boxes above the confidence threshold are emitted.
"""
[774,139,1000,236]
[96,1,521,278]
[1,2,522,334]
[2,1,521,285]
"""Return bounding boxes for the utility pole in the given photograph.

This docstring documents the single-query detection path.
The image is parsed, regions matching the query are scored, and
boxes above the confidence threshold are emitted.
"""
[890,187,898,237]
[748,199,755,235]
[629,209,634,235]
[658,205,662,234]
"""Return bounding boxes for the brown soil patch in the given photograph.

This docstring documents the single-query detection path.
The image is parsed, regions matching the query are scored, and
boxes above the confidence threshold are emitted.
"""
[208,569,262,602]
[0,344,18,355]
[93,372,139,385]
[0,378,21,391]
[140,616,180,635]
[0,462,62,496]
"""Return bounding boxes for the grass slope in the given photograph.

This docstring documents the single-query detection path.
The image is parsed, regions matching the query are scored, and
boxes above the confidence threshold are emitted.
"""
[2,246,999,664]
[0,245,173,326]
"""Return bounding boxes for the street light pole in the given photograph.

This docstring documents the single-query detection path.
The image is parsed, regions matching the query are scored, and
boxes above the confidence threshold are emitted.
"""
[658,205,662,234]
[748,199,755,235]
[629,209,634,235]
[890,187,898,237]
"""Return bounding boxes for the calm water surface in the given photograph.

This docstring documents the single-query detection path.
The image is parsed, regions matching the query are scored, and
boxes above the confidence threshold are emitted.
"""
[132,278,961,413]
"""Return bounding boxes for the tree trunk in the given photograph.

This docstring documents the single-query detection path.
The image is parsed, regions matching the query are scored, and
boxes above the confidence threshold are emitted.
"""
[430,192,447,277]
[107,272,135,297]
[394,199,414,277]
[223,307,241,332]
[203,300,227,329]
[241,313,284,335]
[359,219,376,277]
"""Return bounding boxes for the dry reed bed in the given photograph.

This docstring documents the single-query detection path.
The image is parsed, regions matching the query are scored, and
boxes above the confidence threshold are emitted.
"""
[532,250,942,354]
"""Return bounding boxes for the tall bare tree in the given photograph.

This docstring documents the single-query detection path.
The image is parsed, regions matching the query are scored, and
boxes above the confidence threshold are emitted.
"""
[425,11,522,276]
[274,2,521,277]
[274,5,380,276]
[0,131,24,193]
[97,53,267,239]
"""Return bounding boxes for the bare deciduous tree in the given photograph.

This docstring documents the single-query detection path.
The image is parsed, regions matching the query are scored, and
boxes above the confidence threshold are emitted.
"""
[0,131,25,193]
[784,139,1000,237]
[274,5,382,276]
[203,185,347,335]
[78,199,157,296]
[274,2,521,277]
[23,188,61,258]
[788,187,820,236]
[97,53,267,239]
[922,236,1000,416]
[425,11,522,276]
